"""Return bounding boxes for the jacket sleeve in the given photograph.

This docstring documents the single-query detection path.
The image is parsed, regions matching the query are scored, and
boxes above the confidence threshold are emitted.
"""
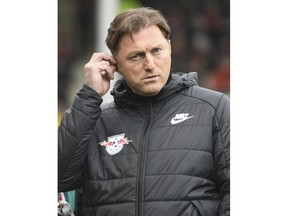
[58,85,103,192]
[213,94,230,216]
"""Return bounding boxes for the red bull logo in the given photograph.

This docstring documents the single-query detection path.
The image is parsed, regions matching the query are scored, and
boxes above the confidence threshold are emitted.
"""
[99,133,132,155]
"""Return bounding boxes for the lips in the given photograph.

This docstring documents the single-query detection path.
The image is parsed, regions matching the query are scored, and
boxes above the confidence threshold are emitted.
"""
[143,75,158,80]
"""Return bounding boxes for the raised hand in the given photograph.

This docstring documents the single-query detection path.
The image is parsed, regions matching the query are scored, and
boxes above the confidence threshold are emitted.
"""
[84,52,117,96]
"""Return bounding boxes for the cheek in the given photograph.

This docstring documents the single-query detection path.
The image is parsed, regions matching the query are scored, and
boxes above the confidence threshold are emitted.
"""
[116,66,132,81]
[117,66,129,78]
[119,62,142,76]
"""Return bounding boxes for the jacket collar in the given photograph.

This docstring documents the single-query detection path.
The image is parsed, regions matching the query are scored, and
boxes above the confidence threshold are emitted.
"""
[111,72,198,107]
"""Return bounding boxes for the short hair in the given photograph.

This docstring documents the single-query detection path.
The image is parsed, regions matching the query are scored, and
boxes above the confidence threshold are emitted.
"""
[106,7,171,55]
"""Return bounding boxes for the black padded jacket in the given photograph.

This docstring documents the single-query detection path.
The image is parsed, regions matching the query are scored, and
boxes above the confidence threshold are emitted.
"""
[58,72,230,216]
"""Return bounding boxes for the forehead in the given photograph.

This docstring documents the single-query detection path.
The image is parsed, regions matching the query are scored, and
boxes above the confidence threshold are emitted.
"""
[118,25,167,52]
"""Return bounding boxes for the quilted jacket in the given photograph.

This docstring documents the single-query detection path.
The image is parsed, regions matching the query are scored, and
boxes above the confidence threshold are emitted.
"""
[58,72,230,216]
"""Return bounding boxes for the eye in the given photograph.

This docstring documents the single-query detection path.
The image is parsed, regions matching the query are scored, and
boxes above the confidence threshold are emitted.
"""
[131,53,144,61]
[131,54,140,60]
[152,48,161,55]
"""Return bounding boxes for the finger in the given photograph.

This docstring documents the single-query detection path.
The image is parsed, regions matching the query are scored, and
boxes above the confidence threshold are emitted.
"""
[107,64,117,79]
[104,64,117,80]
[96,63,116,80]
[90,52,117,66]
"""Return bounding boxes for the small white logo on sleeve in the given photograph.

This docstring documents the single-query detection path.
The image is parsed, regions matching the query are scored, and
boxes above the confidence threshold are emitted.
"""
[171,113,194,125]
[98,133,132,155]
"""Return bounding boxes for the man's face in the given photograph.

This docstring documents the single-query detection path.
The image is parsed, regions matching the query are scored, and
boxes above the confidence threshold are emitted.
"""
[115,25,171,97]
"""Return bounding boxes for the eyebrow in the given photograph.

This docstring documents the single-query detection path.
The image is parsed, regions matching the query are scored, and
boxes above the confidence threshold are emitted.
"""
[126,44,165,58]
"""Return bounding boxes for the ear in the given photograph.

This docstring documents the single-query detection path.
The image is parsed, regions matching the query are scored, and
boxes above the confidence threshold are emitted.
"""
[113,55,122,75]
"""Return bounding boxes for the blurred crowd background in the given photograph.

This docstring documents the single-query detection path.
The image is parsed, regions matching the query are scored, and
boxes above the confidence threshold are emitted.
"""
[58,0,230,120]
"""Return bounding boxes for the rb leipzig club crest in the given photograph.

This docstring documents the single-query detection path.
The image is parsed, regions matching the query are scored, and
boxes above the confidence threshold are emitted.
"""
[99,133,132,155]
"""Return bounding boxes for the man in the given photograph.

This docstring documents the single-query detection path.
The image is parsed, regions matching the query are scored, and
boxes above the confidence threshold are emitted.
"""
[58,7,230,216]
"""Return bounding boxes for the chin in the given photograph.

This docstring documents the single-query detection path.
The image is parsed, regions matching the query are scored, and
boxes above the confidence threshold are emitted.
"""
[139,88,162,97]
[133,83,165,97]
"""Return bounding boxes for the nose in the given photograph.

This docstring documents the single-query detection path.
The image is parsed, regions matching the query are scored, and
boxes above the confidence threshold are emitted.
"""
[144,54,155,71]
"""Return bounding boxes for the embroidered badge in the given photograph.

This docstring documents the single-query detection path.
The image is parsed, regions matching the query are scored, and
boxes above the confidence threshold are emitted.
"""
[99,133,132,155]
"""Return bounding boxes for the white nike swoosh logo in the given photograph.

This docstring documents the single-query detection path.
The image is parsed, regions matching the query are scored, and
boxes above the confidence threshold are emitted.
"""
[171,115,194,124]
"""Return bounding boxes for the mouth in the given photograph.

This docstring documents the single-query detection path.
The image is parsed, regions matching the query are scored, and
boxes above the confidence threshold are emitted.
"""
[143,75,158,81]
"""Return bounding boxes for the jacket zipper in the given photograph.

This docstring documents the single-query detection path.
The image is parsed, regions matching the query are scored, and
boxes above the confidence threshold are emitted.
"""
[136,104,153,216]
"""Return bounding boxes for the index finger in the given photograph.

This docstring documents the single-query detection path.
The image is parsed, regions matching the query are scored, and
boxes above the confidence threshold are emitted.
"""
[90,52,117,66]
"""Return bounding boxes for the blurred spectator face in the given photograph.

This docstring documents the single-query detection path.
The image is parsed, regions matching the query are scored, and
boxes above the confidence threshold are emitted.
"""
[115,25,172,97]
